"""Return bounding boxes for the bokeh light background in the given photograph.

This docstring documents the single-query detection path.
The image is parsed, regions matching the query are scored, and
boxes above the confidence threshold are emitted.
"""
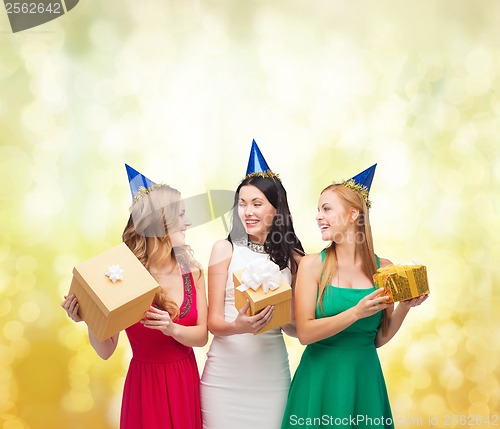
[1,1,499,428]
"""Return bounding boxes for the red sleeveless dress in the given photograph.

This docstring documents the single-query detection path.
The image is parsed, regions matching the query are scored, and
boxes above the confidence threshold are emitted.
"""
[120,271,201,429]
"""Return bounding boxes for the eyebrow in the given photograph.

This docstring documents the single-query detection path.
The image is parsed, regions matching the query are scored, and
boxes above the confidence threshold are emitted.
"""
[239,197,264,203]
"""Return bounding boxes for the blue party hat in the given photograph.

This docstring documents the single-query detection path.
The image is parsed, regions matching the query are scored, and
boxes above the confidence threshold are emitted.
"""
[244,139,281,181]
[339,163,377,208]
[246,139,271,176]
[125,164,156,200]
[350,163,377,194]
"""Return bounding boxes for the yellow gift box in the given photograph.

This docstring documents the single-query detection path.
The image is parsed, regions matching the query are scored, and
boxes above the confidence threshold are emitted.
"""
[68,243,159,341]
[373,264,429,303]
[233,268,292,334]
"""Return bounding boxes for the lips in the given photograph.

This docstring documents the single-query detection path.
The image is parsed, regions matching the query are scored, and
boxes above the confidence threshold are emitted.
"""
[318,223,329,230]
[245,219,260,227]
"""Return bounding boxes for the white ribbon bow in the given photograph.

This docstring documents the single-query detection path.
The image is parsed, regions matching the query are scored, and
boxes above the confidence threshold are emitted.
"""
[236,259,282,294]
[105,264,124,283]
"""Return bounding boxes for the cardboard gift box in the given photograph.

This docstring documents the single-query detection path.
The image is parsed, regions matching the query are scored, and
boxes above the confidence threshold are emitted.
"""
[233,268,292,334]
[373,264,429,303]
[68,242,159,341]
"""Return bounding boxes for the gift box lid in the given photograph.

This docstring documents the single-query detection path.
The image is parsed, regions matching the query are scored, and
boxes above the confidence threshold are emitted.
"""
[72,243,159,316]
[373,264,428,280]
[233,269,292,307]
[243,277,291,300]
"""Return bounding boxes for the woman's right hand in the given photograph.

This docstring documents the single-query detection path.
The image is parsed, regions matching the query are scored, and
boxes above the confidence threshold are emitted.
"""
[353,289,390,320]
[234,301,274,334]
[61,294,83,323]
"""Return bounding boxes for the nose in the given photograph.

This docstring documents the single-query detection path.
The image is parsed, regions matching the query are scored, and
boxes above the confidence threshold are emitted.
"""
[245,206,254,216]
[316,211,324,221]
[184,215,192,227]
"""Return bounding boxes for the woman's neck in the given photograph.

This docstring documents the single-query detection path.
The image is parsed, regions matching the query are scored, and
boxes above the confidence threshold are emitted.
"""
[334,241,358,265]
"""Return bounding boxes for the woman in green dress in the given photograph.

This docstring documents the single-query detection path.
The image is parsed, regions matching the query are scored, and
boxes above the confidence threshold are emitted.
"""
[281,165,428,429]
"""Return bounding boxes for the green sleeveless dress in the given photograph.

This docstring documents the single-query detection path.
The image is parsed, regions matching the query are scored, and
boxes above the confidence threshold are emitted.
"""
[281,251,393,428]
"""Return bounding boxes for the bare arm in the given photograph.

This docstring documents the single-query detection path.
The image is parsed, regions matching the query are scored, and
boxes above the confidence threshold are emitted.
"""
[207,240,274,336]
[88,328,119,360]
[141,267,209,347]
[61,294,119,360]
[295,254,390,345]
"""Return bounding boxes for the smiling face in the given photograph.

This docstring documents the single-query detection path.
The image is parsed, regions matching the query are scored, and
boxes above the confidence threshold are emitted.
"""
[237,185,276,244]
[168,199,192,247]
[316,190,358,243]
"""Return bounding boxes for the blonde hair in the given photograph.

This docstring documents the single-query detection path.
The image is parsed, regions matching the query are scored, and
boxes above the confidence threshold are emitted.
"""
[317,184,388,332]
[122,185,199,319]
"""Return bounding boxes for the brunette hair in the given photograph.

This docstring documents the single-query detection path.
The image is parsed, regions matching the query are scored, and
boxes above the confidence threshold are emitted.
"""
[228,175,303,274]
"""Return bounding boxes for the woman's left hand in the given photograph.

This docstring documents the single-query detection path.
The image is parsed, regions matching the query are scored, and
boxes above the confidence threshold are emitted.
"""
[398,294,429,310]
[141,306,178,337]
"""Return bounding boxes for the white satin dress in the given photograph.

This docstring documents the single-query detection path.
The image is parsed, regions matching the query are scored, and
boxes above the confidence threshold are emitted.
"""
[200,242,292,429]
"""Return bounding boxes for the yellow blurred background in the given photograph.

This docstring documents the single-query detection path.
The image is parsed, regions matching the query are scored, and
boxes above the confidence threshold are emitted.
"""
[1,1,499,428]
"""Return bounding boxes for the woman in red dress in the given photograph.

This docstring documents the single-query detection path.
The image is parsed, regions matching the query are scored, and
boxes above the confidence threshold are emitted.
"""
[61,167,207,429]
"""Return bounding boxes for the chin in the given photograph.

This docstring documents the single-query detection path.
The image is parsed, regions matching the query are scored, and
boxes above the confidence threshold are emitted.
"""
[170,234,186,247]
[244,226,261,236]
[173,237,186,246]
[248,230,265,241]
[320,232,332,242]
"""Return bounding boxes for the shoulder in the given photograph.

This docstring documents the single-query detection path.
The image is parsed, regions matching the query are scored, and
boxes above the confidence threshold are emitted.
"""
[298,253,322,271]
[212,239,233,255]
[208,239,233,268]
[378,257,393,268]
[296,253,322,285]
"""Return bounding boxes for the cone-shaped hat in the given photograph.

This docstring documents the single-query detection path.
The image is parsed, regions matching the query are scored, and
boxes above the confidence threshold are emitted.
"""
[125,164,156,200]
[245,139,271,176]
[350,163,376,194]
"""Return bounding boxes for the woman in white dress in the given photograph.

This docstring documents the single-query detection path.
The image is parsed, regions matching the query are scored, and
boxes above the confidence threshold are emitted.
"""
[201,142,304,429]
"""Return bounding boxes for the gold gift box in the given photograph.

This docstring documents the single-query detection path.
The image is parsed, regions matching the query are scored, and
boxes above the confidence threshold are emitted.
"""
[233,269,292,334]
[68,243,159,341]
[373,264,429,303]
